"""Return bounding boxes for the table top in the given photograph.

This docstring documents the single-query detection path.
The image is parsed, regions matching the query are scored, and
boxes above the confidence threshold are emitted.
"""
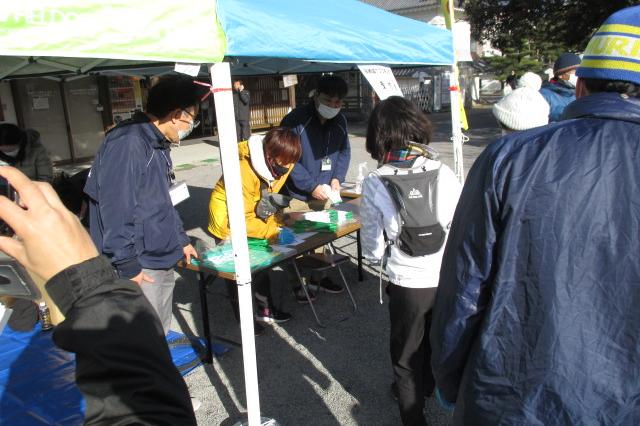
[178,199,361,280]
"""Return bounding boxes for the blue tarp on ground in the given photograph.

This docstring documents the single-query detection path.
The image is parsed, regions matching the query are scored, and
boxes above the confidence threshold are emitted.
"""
[0,324,206,425]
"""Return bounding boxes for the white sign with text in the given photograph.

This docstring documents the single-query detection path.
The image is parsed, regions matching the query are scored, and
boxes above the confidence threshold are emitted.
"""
[358,65,403,100]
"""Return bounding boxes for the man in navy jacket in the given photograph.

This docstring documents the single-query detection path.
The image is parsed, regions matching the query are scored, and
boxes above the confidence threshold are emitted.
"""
[431,6,640,425]
[85,76,206,335]
[281,75,351,206]
[280,75,351,295]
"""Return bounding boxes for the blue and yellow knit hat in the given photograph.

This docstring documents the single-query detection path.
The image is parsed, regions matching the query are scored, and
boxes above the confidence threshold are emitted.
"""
[577,6,640,85]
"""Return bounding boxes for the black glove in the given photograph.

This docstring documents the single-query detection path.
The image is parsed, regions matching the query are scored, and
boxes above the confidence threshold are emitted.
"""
[255,190,292,220]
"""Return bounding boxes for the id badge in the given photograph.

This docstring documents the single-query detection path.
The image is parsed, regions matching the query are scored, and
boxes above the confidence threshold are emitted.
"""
[169,181,190,206]
[321,157,332,171]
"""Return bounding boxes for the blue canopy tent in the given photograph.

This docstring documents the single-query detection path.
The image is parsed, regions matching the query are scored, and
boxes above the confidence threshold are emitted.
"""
[0,0,452,78]
[1,1,453,424]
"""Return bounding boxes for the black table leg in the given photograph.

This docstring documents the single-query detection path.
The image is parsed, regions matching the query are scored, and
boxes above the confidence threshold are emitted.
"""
[357,230,363,281]
[198,271,213,364]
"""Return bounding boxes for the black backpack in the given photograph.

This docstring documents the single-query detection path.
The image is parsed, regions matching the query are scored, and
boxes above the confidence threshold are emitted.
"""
[375,162,445,257]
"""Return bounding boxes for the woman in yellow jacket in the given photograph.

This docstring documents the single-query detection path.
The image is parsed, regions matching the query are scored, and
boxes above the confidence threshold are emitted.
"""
[208,127,301,329]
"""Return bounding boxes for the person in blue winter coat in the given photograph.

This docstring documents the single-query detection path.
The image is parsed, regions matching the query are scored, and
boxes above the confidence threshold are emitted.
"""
[85,76,207,336]
[539,52,581,121]
[430,6,640,425]
[280,75,351,295]
[280,75,351,206]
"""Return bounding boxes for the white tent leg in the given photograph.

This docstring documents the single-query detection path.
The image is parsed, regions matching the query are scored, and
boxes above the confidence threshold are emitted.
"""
[209,63,261,426]
[449,75,465,183]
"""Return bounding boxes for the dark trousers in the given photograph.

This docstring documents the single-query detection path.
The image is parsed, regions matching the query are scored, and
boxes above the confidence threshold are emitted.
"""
[388,285,437,426]
[236,120,250,142]
[225,270,273,320]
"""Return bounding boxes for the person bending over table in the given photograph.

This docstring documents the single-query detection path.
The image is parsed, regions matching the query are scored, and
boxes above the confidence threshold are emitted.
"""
[0,166,196,425]
[208,127,301,335]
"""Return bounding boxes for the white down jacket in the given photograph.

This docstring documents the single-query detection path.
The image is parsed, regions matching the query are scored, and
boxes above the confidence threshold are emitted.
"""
[360,156,462,288]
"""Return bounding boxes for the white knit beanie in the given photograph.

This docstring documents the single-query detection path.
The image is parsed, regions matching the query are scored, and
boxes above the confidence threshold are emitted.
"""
[517,72,542,91]
[492,87,550,131]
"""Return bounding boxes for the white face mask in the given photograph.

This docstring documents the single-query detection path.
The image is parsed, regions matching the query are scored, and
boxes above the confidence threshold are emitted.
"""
[2,148,20,157]
[568,73,578,88]
[176,120,194,143]
[317,102,341,120]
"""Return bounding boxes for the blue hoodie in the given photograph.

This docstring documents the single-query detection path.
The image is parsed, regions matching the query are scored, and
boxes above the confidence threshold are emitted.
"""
[84,113,189,278]
[539,80,575,122]
[280,103,351,201]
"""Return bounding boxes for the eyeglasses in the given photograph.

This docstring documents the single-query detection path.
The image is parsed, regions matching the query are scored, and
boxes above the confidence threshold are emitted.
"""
[181,109,201,129]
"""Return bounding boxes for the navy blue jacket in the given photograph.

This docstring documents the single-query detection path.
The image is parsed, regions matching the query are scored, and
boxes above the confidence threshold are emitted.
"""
[539,80,575,122]
[431,92,640,425]
[280,103,351,200]
[84,113,189,278]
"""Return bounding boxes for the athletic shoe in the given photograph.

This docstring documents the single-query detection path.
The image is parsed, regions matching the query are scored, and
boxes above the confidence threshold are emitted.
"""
[312,277,344,294]
[256,307,292,324]
[293,286,317,304]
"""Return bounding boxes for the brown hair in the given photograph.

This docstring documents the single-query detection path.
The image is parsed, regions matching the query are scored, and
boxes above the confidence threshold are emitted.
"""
[366,96,432,161]
[263,127,301,164]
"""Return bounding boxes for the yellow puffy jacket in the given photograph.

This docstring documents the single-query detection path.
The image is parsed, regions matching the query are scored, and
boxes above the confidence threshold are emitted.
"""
[208,140,292,240]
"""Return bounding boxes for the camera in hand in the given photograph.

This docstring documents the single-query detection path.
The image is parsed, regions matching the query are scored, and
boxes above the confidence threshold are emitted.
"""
[0,176,15,236]
[0,177,39,300]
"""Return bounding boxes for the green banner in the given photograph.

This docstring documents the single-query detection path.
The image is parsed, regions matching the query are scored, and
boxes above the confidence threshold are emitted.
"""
[0,0,226,63]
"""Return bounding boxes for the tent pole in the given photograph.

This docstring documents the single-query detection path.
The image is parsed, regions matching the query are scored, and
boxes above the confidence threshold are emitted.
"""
[209,62,262,426]
[446,1,465,183]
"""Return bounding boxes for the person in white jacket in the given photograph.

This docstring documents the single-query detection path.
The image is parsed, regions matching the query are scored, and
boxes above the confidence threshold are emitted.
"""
[360,96,462,426]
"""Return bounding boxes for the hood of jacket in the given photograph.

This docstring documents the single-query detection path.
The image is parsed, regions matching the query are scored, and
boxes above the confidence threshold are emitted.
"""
[540,80,575,98]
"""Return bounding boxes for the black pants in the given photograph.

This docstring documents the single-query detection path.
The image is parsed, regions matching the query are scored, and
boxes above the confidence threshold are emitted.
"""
[388,285,437,426]
[236,120,250,142]
[225,270,273,321]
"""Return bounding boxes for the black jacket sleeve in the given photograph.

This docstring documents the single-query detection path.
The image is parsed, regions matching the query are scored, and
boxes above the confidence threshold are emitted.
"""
[46,256,196,426]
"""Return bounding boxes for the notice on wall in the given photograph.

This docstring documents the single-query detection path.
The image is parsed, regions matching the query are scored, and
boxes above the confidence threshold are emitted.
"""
[32,97,50,110]
[283,74,298,88]
[357,65,403,100]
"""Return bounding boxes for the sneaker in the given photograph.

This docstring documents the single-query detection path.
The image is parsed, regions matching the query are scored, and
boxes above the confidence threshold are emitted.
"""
[313,277,344,294]
[256,307,292,324]
[254,321,266,336]
[293,286,317,304]
[191,397,202,412]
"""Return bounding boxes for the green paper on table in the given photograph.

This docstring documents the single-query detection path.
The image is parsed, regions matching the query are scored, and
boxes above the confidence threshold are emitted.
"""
[247,238,272,252]
[191,239,279,273]
[291,209,354,233]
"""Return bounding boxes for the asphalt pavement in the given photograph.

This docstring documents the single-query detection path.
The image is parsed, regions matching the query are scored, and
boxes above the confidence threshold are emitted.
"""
[165,105,500,425]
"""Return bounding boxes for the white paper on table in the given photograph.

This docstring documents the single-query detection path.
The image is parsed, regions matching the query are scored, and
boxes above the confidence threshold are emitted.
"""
[302,211,352,224]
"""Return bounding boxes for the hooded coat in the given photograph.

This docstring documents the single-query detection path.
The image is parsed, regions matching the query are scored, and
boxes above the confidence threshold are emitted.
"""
[208,138,293,240]
[539,80,576,122]
[431,92,640,425]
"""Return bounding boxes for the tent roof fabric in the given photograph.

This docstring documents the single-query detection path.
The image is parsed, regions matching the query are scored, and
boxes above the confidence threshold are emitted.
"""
[0,0,453,79]
[218,0,452,67]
